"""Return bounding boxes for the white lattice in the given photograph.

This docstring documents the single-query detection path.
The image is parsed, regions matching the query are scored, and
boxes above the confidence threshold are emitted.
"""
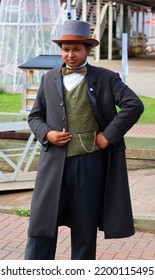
[0,0,61,92]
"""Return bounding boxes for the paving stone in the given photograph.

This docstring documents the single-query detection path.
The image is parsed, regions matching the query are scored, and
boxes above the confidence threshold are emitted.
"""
[0,214,155,260]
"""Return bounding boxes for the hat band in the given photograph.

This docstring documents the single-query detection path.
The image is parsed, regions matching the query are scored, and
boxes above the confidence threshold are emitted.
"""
[60,34,90,41]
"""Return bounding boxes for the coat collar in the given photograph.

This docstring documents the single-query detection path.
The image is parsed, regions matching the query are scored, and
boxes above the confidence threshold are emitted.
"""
[52,64,64,100]
[86,63,96,84]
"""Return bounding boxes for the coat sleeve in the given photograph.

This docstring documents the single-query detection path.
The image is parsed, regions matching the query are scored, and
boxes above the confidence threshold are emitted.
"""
[102,72,144,145]
[28,75,52,145]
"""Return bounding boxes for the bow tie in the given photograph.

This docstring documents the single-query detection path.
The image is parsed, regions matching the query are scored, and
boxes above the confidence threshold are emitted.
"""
[62,66,87,76]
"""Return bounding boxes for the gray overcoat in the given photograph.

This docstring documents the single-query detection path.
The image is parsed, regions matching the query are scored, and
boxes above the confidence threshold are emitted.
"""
[27,63,144,239]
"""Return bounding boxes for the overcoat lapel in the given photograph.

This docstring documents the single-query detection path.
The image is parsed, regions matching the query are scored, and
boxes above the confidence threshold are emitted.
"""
[86,64,107,131]
[52,66,64,101]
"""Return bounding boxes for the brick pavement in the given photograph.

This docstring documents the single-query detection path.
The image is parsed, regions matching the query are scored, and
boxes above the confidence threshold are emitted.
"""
[0,213,155,260]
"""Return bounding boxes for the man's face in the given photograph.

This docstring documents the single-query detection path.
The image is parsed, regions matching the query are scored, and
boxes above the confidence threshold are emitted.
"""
[61,43,92,67]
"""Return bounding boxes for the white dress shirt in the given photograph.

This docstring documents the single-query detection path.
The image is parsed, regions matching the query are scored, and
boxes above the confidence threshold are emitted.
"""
[63,60,87,91]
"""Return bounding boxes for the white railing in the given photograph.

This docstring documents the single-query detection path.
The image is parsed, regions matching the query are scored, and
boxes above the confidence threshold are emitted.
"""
[0,121,40,183]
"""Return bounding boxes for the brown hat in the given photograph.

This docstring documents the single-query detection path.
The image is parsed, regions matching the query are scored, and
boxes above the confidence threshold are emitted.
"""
[52,20,99,47]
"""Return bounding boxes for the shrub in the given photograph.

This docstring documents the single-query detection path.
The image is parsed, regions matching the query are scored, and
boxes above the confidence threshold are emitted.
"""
[0,87,7,95]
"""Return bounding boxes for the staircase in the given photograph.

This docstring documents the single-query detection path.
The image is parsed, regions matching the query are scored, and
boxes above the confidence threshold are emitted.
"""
[74,0,121,59]
[73,0,108,38]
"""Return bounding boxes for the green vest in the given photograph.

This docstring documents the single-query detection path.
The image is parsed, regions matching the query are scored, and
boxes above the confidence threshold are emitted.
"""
[64,78,100,157]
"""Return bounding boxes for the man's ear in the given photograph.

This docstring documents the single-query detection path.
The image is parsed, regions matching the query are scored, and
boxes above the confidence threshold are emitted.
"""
[86,45,92,55]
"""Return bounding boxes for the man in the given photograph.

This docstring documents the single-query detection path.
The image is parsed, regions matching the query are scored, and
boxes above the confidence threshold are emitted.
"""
[25,20,144,260]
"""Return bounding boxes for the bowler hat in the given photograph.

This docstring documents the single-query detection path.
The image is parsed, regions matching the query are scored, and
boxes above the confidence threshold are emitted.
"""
[52,20,99,47]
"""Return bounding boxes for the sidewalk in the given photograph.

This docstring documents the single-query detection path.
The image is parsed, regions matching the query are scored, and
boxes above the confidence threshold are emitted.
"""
[126,124,155,138]
[0,55,155,260]
[0,212,155,260]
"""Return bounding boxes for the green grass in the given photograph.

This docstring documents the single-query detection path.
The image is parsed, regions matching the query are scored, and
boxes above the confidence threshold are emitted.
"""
[15,208,30,216]
[138,95,155,124]
[0,90,155,124]
[116,95,155,124]
[0,91,22,113]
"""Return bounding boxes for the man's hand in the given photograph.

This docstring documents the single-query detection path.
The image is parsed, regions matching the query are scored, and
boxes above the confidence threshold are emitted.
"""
[46,128,72,146]
[96,132,110,149]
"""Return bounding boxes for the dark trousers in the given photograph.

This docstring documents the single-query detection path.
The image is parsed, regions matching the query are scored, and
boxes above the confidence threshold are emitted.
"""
[25,150,106,260]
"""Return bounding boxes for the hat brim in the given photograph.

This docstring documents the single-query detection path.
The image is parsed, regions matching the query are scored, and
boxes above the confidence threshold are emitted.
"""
[52,37,99,47]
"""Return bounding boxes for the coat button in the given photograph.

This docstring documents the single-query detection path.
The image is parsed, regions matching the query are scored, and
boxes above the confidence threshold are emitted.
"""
[61,117,65,121]
[90,88,93,91]
[60,102,64,107]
